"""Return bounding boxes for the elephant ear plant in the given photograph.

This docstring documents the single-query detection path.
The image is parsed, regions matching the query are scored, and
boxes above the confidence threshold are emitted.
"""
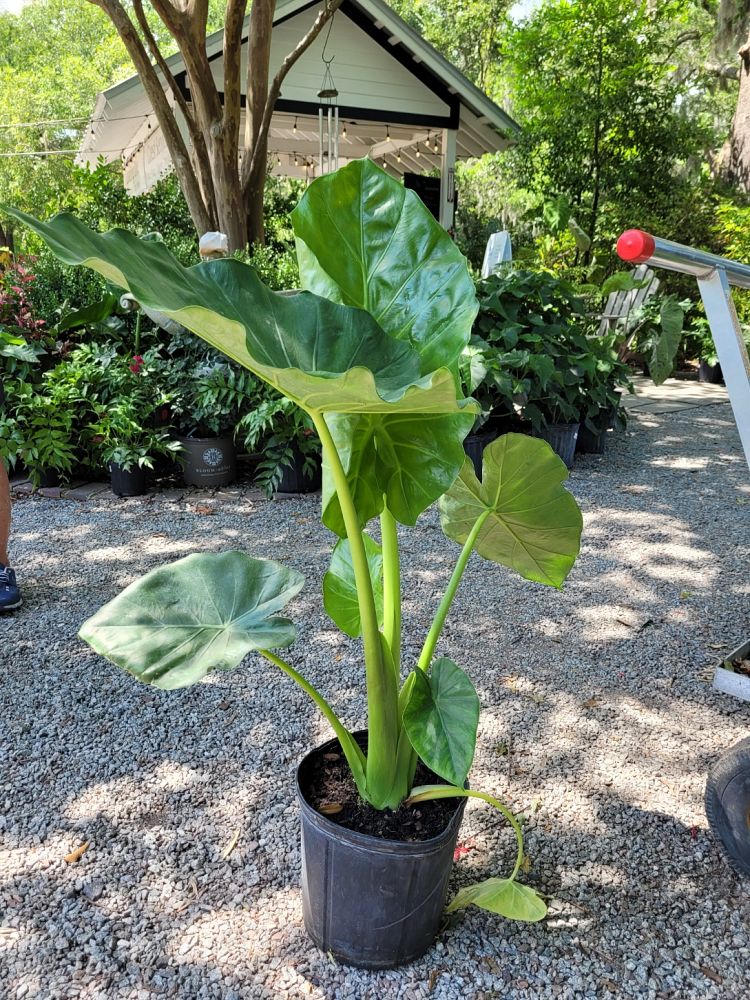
[4,160,581,928]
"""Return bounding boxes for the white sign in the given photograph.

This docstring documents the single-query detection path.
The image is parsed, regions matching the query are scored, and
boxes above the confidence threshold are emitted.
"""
[481,231,513,278]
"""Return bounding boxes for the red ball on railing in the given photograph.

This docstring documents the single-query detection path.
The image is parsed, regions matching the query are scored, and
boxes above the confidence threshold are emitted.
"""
[616,229,655,264]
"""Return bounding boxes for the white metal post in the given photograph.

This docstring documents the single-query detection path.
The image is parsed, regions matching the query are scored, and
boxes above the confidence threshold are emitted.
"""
[439,128,457,230]
[696,268,750,468]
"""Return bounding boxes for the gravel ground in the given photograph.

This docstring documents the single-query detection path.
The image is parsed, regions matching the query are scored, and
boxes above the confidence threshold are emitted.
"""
[1,402,749,1000]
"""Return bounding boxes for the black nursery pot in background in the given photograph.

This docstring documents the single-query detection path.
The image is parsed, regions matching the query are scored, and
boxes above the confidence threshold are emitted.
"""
[698,359,723,384]
[576,409,616,455]
[276,441,322,494]
[463,428,497,480]
[110,462,147,497]
[296,733,466,969]
[532,422,580,469]
[178,436,237,487]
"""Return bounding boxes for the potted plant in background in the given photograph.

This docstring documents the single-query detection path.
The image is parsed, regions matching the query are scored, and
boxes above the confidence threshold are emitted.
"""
[237,389,321,495]
[166,360,258,487]
[7,161,583,968]
[0,379,78,487]
[88,397,182,497]
[574,332,632,454]
[469,269,588,468]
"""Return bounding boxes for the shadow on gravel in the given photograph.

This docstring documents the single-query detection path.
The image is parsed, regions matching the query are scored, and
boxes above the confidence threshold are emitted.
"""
[1,405,748,997]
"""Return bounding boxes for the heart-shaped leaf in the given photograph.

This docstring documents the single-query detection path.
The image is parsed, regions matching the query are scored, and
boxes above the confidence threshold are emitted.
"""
[321,406,476,534]
[293,158,478,375]
[79,551,304,690]
[403,658,480,787]
[439,434,582,588]
[649,297,684,385]
[323,533,383,638]
[446,877,547,921]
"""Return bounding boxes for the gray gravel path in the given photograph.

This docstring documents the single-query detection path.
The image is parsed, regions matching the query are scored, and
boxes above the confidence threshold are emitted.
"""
[1,402,749,1000]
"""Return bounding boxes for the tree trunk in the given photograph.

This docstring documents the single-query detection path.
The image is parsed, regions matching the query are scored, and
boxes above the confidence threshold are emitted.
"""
[720,33,750,190]
[0,221,14,254]
[91,0,343,251]
[245,144,268,246]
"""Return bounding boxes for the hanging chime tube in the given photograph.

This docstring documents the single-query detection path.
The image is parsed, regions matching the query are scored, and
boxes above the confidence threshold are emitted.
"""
[334,105,339,170]
[318,108,324,176]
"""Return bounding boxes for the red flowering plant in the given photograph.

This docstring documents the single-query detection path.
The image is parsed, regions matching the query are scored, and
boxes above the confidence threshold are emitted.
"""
[0,259,47,341]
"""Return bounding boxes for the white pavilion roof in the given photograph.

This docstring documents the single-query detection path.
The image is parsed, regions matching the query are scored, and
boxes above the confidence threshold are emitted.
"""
[78,0,519,192]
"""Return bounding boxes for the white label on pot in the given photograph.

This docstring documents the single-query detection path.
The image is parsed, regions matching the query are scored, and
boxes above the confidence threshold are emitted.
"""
[202,447,224,467]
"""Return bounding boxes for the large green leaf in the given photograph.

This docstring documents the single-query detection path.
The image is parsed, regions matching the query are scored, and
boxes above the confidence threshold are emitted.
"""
[321,406,476,534]
[292,158,478,375]
[649,297,684,386]
[403,658,480,786]
[1,207,473,416]
[323,533,383,638]
[79,551,304,690]
[445,877,547,921]
[439,434,582,588]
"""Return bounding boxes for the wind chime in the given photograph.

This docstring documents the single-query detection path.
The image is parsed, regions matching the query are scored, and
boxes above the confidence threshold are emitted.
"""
[317,18,339,175]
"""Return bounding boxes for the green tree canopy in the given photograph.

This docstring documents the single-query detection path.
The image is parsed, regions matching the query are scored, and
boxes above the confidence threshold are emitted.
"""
[503,0,713,257]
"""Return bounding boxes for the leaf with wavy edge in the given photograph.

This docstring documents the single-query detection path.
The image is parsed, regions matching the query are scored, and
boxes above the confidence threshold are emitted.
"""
[2,207,473,418]
[403,658,479,786]
[446,878,547,921]
[79,552,304,691]
[439,434,582,588]
[321,406,476,535]
[293,159,478,375]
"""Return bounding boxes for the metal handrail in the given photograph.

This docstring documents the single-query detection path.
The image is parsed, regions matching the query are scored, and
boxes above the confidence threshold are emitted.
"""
[617,229,750,289]
[617,229,750,470]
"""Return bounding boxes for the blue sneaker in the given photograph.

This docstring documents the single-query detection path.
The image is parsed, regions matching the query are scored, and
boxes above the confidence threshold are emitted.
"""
[0,565,22,610]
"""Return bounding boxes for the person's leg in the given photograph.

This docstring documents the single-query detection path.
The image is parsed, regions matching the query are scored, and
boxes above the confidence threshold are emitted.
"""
[0,461,21,609]
[0,460,10,566]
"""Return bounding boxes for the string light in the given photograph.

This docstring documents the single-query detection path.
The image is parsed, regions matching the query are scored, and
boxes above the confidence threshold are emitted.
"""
[432,134,439,152]
[293,117,297,134]
[416,143,421,158]
[386,125,390,142]
[294,152,298,166]
[397,150,401,163]
[277,154,281,166]
[342,123,347,138]
[382,157,387,169]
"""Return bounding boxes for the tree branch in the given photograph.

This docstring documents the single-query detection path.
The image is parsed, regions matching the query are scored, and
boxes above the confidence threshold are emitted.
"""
[132,0,217,224]
[86,0,212,235]
[706,62,741,80]
[223,0,249,151]
[242,0,346,192]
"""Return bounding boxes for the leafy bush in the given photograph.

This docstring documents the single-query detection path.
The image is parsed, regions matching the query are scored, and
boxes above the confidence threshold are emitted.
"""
[236,392,319,496]
[465,267,632,433]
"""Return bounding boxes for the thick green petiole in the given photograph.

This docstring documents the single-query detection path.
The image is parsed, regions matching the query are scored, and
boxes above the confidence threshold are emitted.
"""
[417,509,492,673]
[259,649,367,794]
[312,413,400,808]
[407,784,525,880]
[380,502,401,674]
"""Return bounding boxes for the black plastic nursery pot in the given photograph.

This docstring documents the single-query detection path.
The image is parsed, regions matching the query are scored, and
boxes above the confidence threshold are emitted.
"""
[532,422,580,469]
[110,462,148,497]
[698,359,723,384]
[276,441,322,494]
[463,429,497,479]
[576,410,616,455]
[178,436,237,487]
[296,733,467,969]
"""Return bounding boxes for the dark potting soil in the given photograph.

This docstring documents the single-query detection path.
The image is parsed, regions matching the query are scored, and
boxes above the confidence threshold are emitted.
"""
[302,751,459,843]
